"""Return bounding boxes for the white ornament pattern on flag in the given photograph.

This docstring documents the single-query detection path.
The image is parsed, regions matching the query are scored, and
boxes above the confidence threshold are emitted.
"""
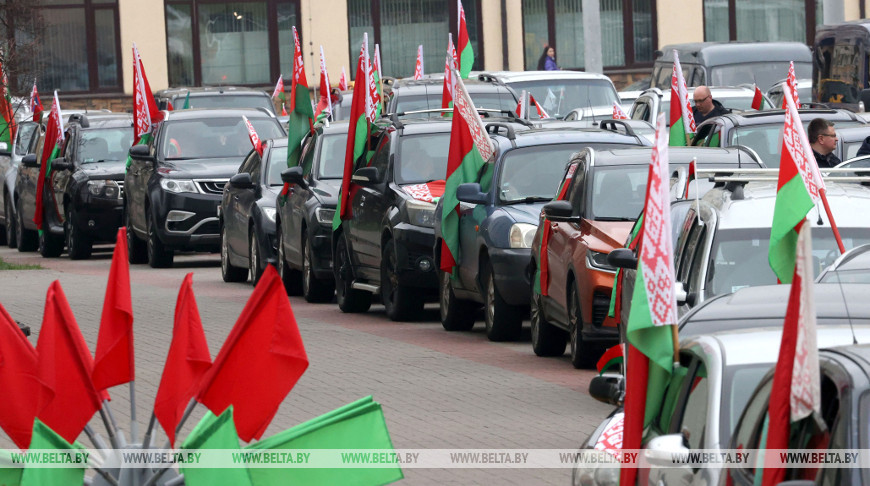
[671,51,696,133]
[612,102,628,120]
[242,116,261,155]
[782,91,823,202]
[404,184,436,203]
[640,113,678,327]
[594,412,624,460]
[790,222,821,422]
[453,70,495,162]
[132,44,152,140]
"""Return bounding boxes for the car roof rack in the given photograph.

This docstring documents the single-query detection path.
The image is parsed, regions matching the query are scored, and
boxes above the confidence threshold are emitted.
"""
[695,168,870,183]
[485,122,517,142]
[67,113,89,128]
[255,106,276,117]
[598,119,638,138]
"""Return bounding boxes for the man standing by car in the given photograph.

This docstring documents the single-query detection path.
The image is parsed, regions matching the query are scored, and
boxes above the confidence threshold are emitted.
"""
[692,86,730,124]
[808,118,841,168]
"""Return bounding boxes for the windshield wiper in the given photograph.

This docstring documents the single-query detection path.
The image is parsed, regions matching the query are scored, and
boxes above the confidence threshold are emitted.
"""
[504,196,552,205]
[594,216,635,222]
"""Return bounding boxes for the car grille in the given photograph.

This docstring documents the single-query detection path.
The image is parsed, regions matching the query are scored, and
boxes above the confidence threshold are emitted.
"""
[194,220,220,235]
[592,291,611,326]
[116,180,124,198]
[195,180,228,195]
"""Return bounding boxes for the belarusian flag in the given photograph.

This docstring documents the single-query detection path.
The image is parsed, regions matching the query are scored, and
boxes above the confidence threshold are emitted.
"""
[761,219,820,486]
[751,84,765,110]
[0,57,15,145]
[30,80,44,123]
[373,44,384,117]
[271,74,286,104]
[439,68,495,272]
[596,344,624,375]
[516,91,550,119]
[413,45,424,80]
[619,112,678,486]
[33,91,64,231]
[287,26,314,169]
[457,0,474,79]
[333,33,378,232]
[612,101,628,120]
[782,61,800,109]
[314,46,333,121]
[127,42,161,169]
[441,34,459,112]
[339,67,348,91]
[606,212,643,324]
[243,115,264,156]
[769,87,823,283]
[533,161,576,295]
[668,51,695,146]
[531,95,549,118]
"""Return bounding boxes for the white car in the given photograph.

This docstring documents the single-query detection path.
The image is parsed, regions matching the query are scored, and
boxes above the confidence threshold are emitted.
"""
[628,86,772,126]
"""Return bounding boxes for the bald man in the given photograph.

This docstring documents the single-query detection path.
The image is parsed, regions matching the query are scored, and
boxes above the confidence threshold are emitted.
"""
[691,86,730,125]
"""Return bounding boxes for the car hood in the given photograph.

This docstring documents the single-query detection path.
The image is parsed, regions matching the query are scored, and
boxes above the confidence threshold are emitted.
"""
[584,220,634,250]
[81,161,127,180]
[501,202,548,224]
[160,157,244,179]
[312,179,341,206]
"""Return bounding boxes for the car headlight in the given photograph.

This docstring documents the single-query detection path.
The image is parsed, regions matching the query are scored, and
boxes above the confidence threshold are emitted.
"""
[315,207,335,225]
[160,179,198,194]
[509,223,537,248]
[406,199,436,228]
[87,180,121,199]
[587,250,616,273]
[262,207,276,222]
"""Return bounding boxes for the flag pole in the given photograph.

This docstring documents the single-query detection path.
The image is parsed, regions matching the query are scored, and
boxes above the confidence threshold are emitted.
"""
[819,189,846,253]
[99,401,119,448]
[129,381,138,443]
[82,426,120,486]
[141,412,157,450]
[143,398,198,486]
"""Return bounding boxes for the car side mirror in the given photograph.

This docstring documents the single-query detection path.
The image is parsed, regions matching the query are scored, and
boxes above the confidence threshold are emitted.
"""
[607,248,637,270]
[351,166,380,185]
[129,144,154,162]
[229,172,254,189]
[644,434,689,466]
[456,183,487,205]
[51,157,72,171]
[280,166,307,189]
[21,154,38,167]
[675,281,687,304]
[588,374,623,406]
[0,141,9,155]
[542,200,576,222]
[860,89,870,110]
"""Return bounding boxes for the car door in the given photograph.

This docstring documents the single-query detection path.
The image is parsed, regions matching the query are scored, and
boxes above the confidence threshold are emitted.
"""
[227,151,259,259]
[348,132,390,275]
[546,160,585,321]
[50,131,74,224]
[287,135,317,265]
[126,134,154,236]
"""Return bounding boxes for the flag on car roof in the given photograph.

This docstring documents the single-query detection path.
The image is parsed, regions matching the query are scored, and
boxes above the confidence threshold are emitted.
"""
[373,44,384,117]
[413,45,424,80]
[92,227,134,392]
[339,66,348,91]
[751,84,765,110]
[761,220,820,486]
[0,57,16,146]
[315,46,333,121]
[782,61,800,109]
[271,74,285,104]
[243,115,265,156]
[668,51,695,146]
[286,26,315,172]
[127,43,161,169]
[0,302,40,449]
[612,101,628,120]
[457,0,474,79]
[30,80,44,123]
[440,68,495,272]
[619,112,678,486]
[769,87,823,283]
[33,91,64,231]
[441,34,459,112]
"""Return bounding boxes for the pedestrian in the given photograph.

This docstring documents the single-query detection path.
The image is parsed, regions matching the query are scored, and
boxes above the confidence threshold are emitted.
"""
[808,118,841,168]
[691,86,730,125]
[537,46,559,71]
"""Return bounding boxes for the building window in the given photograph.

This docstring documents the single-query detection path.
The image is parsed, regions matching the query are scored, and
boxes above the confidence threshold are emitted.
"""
[346,0,483,79]
[522,0,656,71]
[165,1,298,87]
[704,0,821,44]
[10,1,122,93]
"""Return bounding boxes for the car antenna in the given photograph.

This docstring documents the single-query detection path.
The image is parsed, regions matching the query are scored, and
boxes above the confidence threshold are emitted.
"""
[587,94,596,124]
[832,258,859,344]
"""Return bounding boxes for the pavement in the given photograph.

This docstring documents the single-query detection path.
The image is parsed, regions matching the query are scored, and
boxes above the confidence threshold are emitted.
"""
[0,245,614,485]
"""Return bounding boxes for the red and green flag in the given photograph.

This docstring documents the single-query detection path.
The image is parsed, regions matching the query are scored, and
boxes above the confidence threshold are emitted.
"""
[413,45,424,80]
[782,61,800,109]
[0,57,16,146]
[30,81,44,123]
[441,34,459,112]
[596,344,624,375]
[315,46,333,121]
[439,69,495,272]
[668,51,695,147]
[533,161,577,295]
[339,67,348,91]
[373,44,385,117]
[33,91,64,231]
[287,26,315,169]
[271,74,285,104]
[606,212,643,324]
[751,84,765,110]
[127,42,161,169]
[457,0,474,79]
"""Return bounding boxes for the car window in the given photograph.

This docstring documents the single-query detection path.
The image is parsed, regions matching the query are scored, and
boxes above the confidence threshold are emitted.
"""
[159,117,284,160]
[79,127,135,164]
[630,100,650,122]
[497,143,594,204]
[266,146,288,186]
[299,136,316,174]
[731,378,773,480]
[720,365,771,444]
[684,224,708,296]
[676,360,708,450]
[238,150,258,174]
[730,121,864,168]
[396,133,450,184]
[563,160,586,209]
[362,133,390,180]
[507,79,619,119]
[249,152,262,184]
[180,94,275,113]
[15,122,38,154]
[709,61,811,90]
[589,165,648,220]
[317,133,346,179]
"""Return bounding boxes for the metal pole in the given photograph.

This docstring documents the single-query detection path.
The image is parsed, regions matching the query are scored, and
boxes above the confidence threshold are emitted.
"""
[141,413,158,450]
[819,189,846,253]
[99,402,118,449]
[142,399,198,486]
[129,382,138,443]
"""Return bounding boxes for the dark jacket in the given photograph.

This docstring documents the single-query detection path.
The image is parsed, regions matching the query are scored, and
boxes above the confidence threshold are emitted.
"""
[692,99,731,125]
[857,136,870,157]
[813,148,841,169]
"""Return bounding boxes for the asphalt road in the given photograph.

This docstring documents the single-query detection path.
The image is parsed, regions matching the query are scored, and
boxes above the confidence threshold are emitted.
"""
[0,245,613,485]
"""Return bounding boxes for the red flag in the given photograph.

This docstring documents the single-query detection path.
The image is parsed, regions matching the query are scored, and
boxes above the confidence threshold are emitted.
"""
[339,67,348,91]
[612,101,629,120]
[531,95,549,119]
[33,91,64,231]
[751,84,764,110]
[782,61,800,109]
[619,344,649,486]
[30,81,44,123]
[242,115,264,156]
[414,45,424,80]
[36,281,105,443]
[682,159,696,199]
[0,58,16,143]
[132,43,161,145]
[441,34,458,110]
[271,74,285,101]
[515,90,527,118]
[196,266,309,441]
[0,303,40,448]
[281,104,288,116]
[315,46,333,119]
[92,227,134,391]
[154,274,212,446]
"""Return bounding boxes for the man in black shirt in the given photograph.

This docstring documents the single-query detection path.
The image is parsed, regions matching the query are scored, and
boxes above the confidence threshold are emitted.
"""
[808,118,841,169]
[692,86,730,125]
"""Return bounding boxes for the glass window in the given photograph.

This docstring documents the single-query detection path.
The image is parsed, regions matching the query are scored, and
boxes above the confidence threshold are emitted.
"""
[35,9,88,91]
[600,0,625,67]
[736,0,804,42]
[347,0,374,73]
[15,123,38,155]
[277,3,297,79]
[166,3,195,87]
[160,118,284,160]
[522,0,550,70]
[679,362,708,450]
[505,79,620,119]
[180,94,274,112]
[79,127,134,164]
[317,133,347,179]
[395,133,450,184]
[704,0,729,42]
[732,379,772,477]
[198,2,270,85]
[266,146,288,186]
[589,165,648,220]
[721,365,771,443]
[379,0,449,78]
[632,0,653,63]
[554,0,583,69]
[95,9,120,88]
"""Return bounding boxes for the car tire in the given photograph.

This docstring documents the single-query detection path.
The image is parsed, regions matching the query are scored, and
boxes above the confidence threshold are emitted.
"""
[483,263,523,342]
[65,206,92,260]
[334,231,371,313]
[302,230,333,303]
[5,197,16,249]
[530,291,568,357]
[277,223,303,295]
[146,209,174,268]
[221,223,247,282]
[439,269,476,331]
[38,226,64,258]
[16,200,38,252]
[126,206,147,264]
[249,227,265,287]
[381,239,424,321]
[569,281,597,369]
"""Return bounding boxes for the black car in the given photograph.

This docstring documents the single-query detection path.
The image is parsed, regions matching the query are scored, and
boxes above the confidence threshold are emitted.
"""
[154,86,276,114]
[385,77,518,116]
[219,137,287,286]
[125,108,285,268]
[333,117,455,320]
[15,113,134,258]
[1,120,40,248]
[275,120,347,302]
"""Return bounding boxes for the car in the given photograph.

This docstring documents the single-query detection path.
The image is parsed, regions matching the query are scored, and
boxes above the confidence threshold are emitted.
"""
[478,70,622,120]
[219,137,289,286]
[154,86,276,115]
[691,108,866,167]
[384,77,518,116]
[275,120,347,302]
[329,90,353,121]
[15,113,134,258]
[765,77,812,108]
[832,154,870,173]
[833,124,870,161]
[124,108,285,268]
[433,120,650,341]
[816,243,870,283]
[0,120,40,248]
[628,86,771,127]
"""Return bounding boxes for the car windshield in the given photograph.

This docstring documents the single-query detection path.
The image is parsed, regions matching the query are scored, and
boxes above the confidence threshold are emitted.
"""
[179,94,274,113]
[706,226,870,298]
[730,120,863,167]
[79,127,134,164]
[160,117,284,160]
[396,133,451,184]
[590,165,648,220]
[709,62,812,91]
[498,143,598,203]
[505,79,620,118]
[266,146,288,186]
[721,364,771,443]
[317,133,347,179]
[394,92,516,115]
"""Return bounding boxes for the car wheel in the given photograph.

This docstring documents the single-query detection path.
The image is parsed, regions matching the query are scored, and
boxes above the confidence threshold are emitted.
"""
[277,223,302,295]
[530,291,568,357]
[483,263,522,342]
[5,197,16,249]
[569,281,597,369]
[38,224,64,258]
[15,200,37,252]
[380,239,424,321]
[334,231,371,313]
[126,205,147,264]
[221,223,247,282]
[65,206,92,260]
[302,230,333,303]
[249,227,265,287]
[146,209,174,268]
[439,269,476,331]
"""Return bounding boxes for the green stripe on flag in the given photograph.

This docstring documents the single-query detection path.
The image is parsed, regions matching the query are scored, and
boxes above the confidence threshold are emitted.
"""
[668,116,688,147]
[768,175,814,283]
[20,420,86,486]
[459,48,474,80]
[333,114,370,231]
[441,146,487,267]
[181,406,253,486]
